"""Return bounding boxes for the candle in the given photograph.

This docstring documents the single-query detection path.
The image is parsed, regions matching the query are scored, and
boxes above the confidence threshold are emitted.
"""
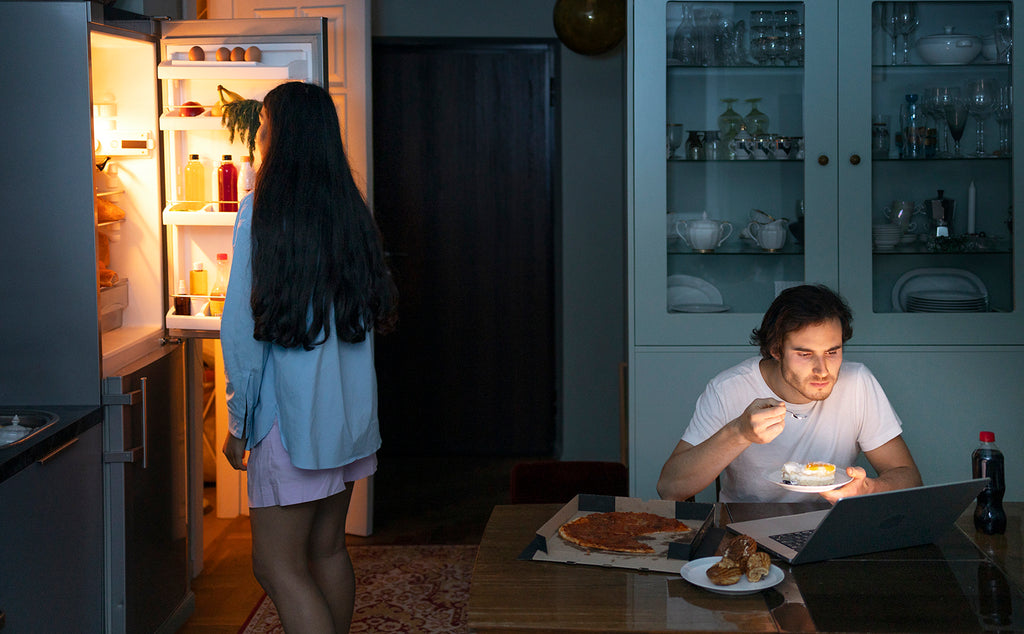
[968,181,976,234]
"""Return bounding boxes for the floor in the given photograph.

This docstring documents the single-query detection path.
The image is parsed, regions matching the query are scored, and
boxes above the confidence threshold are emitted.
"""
[178,452,529,632]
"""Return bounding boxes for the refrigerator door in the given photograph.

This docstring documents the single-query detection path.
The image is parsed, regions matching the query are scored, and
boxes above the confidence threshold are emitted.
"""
[103,343,192,634]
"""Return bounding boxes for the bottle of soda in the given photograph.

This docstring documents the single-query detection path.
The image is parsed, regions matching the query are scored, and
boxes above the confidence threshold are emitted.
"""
[972,431,1006,535]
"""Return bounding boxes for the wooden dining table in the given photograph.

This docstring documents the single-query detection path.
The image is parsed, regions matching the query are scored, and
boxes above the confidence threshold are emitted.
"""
[467,501,1024,633]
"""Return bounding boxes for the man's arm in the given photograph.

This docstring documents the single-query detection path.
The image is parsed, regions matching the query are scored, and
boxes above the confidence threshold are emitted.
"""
[657,398,787,501]
[818,436,923,503]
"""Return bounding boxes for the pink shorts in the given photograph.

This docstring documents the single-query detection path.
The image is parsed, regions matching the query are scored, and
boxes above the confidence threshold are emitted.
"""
[247,420,378,508]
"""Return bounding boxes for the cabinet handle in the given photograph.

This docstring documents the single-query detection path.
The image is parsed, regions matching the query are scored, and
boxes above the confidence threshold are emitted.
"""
[817,155,829,166]
[140,376,149,469]
[849,154,861,165]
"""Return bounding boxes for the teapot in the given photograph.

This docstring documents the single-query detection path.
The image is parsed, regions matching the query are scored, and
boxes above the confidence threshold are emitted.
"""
[675,212,733,252]
[746,217,789,251]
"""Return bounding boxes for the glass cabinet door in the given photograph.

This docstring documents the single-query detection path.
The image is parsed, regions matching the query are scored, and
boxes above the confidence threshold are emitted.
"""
[632,1,838,345]
[838,0,1023,345]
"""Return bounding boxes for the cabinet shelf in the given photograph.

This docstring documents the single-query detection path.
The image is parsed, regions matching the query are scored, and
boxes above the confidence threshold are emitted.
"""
[157,60,292,80]
[669,241,803,255]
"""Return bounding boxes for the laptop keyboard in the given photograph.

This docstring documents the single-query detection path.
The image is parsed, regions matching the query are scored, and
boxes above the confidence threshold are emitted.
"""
[770,529,815,551]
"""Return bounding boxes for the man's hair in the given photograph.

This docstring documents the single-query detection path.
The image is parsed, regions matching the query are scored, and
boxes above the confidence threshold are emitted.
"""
[750,284,853,359]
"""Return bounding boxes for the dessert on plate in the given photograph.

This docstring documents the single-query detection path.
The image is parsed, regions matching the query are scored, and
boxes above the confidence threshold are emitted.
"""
[781,461,836,486]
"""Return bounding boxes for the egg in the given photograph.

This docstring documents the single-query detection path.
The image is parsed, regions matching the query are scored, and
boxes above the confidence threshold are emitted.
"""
[216,47,231,61]
[244,46,262,62]
[230,46,246,61]
[187,46,205,61]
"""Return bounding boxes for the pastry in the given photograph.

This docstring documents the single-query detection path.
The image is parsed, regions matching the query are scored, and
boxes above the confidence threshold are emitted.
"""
[744,551,771,582]
[723,534,757,561]
[782,461,836,486]
[705,558,743,585]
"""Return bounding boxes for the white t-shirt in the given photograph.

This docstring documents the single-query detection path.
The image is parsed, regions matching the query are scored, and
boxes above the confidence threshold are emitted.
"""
[680,357,904,502]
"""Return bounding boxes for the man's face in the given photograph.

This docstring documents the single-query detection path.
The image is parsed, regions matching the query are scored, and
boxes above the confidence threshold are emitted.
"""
[773,318,844,402]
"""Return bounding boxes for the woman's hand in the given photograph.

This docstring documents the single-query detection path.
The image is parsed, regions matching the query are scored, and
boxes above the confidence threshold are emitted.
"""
[222,433,248,471]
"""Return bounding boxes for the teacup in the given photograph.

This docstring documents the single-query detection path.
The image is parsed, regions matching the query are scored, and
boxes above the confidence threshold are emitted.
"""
[676,217,733,252]
[747,218,788,250]
[883,201,921,232]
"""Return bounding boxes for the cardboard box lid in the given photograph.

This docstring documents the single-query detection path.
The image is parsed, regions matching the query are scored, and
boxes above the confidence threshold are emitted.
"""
[519,494,716,574]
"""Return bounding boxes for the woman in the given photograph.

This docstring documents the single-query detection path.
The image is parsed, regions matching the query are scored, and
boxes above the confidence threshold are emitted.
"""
[221,81,397,633]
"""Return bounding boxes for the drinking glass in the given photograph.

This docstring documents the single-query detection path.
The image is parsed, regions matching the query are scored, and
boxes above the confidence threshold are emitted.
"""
[717,98,744,143]
[744,98,769,135]
[667,123,684,158]
[931,86,961,157]
[944,98,970,157]
[967,78,999,157]
[878,2,899,66]
[996,84,1013,157]
[751,36,770,66]
[995,10,1012,64]
[891,3,918,65]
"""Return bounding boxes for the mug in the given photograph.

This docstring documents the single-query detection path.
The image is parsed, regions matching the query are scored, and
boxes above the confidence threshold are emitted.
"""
[676,218,733,252]
[884,200,920,232]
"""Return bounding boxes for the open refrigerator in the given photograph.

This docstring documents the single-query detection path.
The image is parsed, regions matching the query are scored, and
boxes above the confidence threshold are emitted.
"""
[1,3,327,631]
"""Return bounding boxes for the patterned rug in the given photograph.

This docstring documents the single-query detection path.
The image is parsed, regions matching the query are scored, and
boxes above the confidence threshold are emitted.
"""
[239,544,477,633]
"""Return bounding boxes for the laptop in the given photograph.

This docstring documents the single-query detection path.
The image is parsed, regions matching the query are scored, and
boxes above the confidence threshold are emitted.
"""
[725,478,988,564]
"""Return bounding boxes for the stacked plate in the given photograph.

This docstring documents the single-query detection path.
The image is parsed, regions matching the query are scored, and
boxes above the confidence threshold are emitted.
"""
[872,224,903,249]
[891,268,990,312]
[667,274,730,312]
[906,290,989,312]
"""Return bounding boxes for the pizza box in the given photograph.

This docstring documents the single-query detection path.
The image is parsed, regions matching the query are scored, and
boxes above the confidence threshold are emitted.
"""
[519,494,716,574]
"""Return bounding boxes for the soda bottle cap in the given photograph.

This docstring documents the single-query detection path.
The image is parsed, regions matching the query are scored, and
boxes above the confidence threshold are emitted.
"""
[190,153,200,160]
[223,154,233,160]
[980,431,995,442]
[192,261,204,271]
[217,253,228,261]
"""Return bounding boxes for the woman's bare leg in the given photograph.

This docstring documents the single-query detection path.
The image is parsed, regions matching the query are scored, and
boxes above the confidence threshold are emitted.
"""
[307,486,356,630]
[250,501,333,633]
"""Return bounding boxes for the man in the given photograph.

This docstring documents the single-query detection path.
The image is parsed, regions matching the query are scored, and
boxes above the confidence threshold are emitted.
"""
[657,284,922,503]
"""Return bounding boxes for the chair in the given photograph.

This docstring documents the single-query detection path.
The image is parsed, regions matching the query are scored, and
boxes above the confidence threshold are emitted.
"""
[509,460,628,504]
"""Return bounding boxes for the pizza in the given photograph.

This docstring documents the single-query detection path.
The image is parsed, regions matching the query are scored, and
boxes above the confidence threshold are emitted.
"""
[557,511,692,554]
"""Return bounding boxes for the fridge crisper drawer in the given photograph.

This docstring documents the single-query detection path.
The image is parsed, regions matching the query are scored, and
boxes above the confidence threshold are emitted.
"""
[100,278,129,333]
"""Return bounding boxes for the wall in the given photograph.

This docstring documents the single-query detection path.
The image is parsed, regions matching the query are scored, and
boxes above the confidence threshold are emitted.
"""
[371,0,626,461]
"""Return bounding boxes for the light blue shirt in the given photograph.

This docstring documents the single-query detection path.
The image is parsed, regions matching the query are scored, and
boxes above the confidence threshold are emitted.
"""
[220,194,381,469]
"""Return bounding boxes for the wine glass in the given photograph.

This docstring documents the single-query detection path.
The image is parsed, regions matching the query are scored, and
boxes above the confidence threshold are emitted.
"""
[931,86,961,157]
[966,78,999,157]
[717,98,744,143]
[891,3,918,65]
[877,2,899,66]
[996,84,1013,157]
[667,124,684,158]
[995,10,1013,64]
[744,98,769,135]
[944,98,970,157]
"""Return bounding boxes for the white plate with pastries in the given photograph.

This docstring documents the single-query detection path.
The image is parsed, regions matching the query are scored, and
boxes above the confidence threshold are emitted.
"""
[680,557,785,595]
[765,466,852,493]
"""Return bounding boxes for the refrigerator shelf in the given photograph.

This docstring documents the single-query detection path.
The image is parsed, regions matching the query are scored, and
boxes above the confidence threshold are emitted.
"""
[163,206,237,226]
[157,60,291,80]
[165,305,221,332]
[159,113,228,131]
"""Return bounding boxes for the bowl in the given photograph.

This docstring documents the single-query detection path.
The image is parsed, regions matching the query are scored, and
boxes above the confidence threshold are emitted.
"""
[916,27,981,65]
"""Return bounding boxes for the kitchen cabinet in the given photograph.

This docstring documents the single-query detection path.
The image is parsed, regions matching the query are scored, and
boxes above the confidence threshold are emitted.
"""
[0,424,103,633]
[628,0,1024,501]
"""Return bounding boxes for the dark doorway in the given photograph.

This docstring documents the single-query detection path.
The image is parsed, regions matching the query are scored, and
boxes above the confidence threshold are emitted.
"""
[371,39,559,456]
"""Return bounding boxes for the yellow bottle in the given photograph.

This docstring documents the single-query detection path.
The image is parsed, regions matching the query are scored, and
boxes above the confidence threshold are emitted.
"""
[209,252,229,317]
[189,261,208,296]
[184,154,205,210]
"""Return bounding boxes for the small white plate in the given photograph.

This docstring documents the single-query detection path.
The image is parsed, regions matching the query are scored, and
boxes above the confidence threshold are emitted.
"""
[669,303,731,313]
[765,469,853,493]
[680,557,784,595]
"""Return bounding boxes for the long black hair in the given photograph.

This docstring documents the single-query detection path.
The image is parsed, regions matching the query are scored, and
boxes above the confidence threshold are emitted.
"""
[250,81,396,349]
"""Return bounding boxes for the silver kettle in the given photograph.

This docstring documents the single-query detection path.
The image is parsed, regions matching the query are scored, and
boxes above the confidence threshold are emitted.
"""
[924,189,956,237]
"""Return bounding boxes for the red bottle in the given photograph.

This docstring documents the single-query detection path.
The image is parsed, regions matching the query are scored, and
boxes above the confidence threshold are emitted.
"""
[217,154,238,212]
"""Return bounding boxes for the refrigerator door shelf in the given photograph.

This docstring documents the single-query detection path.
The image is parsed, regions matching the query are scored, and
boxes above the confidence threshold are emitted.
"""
[166,306,221,333]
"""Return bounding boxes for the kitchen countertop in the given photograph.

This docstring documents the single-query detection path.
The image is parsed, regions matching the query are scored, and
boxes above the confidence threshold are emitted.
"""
[0,405,102,485]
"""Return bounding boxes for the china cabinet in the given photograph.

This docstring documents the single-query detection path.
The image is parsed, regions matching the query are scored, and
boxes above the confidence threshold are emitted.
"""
[628,0,1024,502]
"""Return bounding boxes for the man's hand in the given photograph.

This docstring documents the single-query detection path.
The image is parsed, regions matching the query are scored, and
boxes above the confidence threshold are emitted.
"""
[736,398,787,445]
[222,433,247,471]
[818,466,869,504]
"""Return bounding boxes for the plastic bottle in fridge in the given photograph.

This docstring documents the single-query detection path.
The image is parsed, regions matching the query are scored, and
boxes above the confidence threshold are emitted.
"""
[218,155,238,212]
[239,155,256,199]
[184,154,205,210]
[209,252,229,317]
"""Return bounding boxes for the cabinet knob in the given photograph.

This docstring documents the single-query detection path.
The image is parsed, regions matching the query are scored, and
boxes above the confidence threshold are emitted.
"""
[817,155,829,166]
[849,154,861,165]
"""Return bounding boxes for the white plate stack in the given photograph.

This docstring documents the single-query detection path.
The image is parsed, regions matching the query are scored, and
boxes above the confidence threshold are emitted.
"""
[906,290,989,312]
[872,224,903,249]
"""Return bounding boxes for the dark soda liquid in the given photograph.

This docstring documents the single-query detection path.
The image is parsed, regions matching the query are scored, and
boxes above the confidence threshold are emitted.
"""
[972,446,1006,535]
